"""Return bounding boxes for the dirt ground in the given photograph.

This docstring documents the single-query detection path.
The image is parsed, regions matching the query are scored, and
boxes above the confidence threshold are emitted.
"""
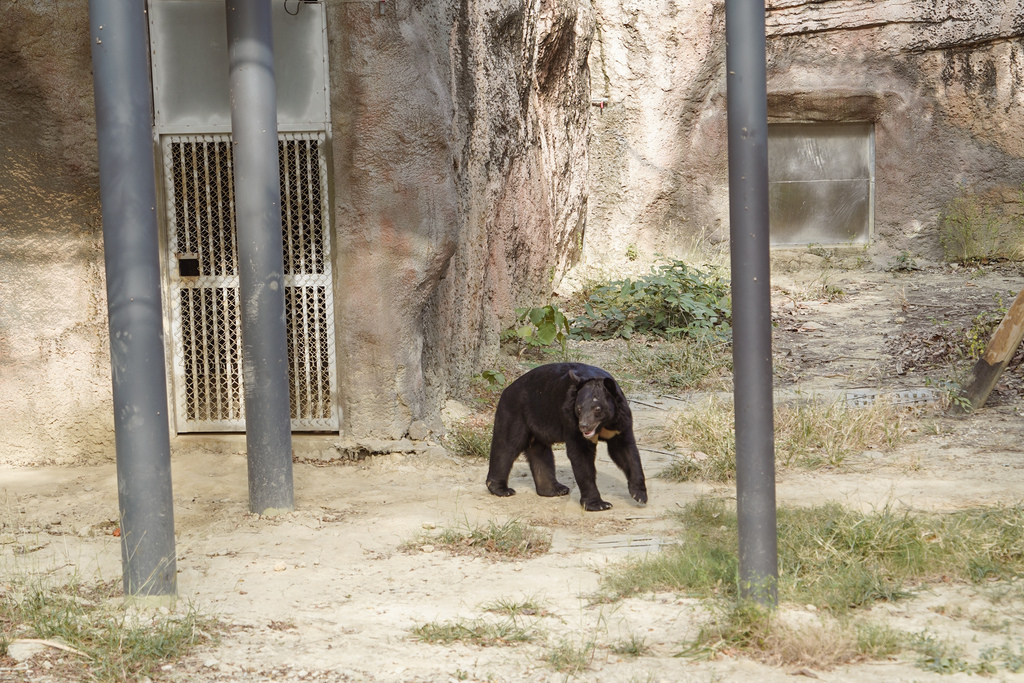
[3,265,1024,682]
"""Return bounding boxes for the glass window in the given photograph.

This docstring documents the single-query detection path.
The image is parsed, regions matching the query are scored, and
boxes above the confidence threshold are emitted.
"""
[768,122,874,246]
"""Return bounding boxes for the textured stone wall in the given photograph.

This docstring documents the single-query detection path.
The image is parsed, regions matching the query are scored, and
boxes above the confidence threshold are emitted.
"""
[583,0,1024,266]
[0,3,114,465]
[0,0,594,460]
[2,0,1021,462]
[329,0,594,440]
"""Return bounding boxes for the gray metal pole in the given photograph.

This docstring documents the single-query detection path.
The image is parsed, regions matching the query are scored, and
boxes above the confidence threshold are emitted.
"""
[226,0,295,515]
[725,0,779,607]
[89,0,177,597]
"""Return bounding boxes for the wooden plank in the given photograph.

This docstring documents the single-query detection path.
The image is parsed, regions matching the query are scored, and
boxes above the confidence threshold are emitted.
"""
[958,288,1024,412]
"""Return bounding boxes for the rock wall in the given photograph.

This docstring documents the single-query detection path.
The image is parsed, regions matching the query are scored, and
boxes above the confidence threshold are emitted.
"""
[0,0,595,461]
[2,0,1021,462]
[0,4,114,465]
[582,0,1024,267]
[329,0,594,440]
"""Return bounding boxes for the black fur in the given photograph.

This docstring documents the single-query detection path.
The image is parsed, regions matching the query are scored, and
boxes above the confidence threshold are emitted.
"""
[485,363,647,511]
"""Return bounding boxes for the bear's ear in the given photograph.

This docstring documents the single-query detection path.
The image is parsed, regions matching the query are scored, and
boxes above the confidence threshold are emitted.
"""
[604,376,629,417]
[568,368,582,385]
[562,382,581,419]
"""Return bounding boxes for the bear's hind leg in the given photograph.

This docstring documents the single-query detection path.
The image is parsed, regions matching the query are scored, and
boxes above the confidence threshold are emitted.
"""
[525,442,570,497]
[486,424,528,498]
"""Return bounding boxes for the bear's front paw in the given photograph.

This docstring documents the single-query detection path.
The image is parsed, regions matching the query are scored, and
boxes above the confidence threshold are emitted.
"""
[630,484,648,505]
[537,482,571,497]
[487,480,516,497]
[582,498,613,512]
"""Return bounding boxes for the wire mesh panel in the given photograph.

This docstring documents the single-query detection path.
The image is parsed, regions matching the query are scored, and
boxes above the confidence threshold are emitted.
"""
[164,133,337,432]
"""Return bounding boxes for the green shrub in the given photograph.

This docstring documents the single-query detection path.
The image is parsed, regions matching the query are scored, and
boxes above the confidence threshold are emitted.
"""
[502,305,571,358]
[939,187,1018,263]
[572,259,730,341]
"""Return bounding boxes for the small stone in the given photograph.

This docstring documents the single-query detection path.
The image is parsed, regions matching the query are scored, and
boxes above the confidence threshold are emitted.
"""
[274,562,288,572]
[420,545,435,553]
[7,640,48,663]
[408,420,431,441]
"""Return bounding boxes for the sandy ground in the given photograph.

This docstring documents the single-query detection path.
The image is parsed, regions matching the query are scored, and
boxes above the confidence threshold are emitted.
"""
[3,266,1024,682]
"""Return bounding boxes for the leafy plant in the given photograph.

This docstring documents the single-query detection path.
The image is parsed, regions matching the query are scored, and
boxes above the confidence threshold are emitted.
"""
[503,305,571,358]
[888,250,919,272]
[479,369,506,390]
[572,259,731,341]
[964,293,1008,359]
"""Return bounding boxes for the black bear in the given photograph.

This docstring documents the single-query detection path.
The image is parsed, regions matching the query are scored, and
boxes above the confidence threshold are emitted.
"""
[485,363,647,511]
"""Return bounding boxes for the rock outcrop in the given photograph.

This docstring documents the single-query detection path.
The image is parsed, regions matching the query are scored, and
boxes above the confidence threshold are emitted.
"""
[583,0,1024,266]
[329,0,594,439]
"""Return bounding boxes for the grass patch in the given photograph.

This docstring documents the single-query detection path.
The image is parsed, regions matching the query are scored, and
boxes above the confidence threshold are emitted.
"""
[661,395,915,482]
[545,636,597,674]
[480,595,546,618]
[604,498,1024,671]
[443,417,492,459]
[412,616,542,646]
[0,576,216,682]
[413,517,551,560]
[609,631,649,658]
[603,497,1024,609]
[774,273,848,303]
[683,602,898,668]
[612,338,732,392]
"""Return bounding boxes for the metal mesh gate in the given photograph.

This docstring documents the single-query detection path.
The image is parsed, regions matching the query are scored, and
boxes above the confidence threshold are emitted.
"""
[163,133,338,432]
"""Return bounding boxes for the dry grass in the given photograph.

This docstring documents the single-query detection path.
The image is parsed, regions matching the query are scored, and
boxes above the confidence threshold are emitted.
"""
[662,394,916,482]
[409,517,551,560]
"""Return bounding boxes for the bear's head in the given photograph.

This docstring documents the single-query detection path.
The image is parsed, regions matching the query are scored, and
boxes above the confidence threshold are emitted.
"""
[574,378,617,442]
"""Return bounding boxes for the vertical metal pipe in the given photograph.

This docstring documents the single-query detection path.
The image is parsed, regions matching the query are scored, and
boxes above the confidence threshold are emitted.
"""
[725,0,779,607]
[89,0,177,597]
[225,0,295,515]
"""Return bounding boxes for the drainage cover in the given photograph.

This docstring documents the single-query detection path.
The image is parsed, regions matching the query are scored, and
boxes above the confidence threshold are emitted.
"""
[579,535,673,554]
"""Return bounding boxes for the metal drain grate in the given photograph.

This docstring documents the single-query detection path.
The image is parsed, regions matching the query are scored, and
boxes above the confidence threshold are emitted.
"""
[845,388,940,408]
[579,535,673,554]
[164,133,337,432]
